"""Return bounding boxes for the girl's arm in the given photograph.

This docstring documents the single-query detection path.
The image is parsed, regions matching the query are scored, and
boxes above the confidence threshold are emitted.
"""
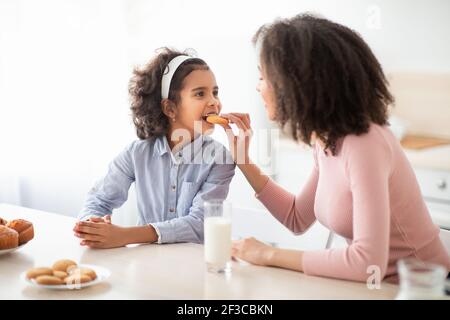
[149,151,236,244]
[74,222,158,249]
[78,141,137,221]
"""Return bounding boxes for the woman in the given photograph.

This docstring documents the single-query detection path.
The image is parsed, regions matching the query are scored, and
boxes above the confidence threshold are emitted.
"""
[220,14,450,282]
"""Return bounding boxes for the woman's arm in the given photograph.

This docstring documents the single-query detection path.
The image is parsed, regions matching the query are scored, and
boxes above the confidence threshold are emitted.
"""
[301,132,392,282]
[220,113,318,234]
[237,161,270,194]
[219,113,269,193]
[232,237,304,272]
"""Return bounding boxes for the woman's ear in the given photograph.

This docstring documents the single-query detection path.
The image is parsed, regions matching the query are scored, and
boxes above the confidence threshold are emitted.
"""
[161,99,178,122]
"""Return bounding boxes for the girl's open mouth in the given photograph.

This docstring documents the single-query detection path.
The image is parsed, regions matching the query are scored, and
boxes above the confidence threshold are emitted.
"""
[202,112,218,121]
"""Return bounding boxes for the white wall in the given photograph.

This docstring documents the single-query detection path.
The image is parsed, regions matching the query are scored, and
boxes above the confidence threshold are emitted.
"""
[1,0,449,246]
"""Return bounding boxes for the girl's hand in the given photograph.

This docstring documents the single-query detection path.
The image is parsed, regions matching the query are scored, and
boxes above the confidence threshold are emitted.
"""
[87,214,112,224]
[231,237,276,266]
[73,220,127,249]
[218,113,253,165]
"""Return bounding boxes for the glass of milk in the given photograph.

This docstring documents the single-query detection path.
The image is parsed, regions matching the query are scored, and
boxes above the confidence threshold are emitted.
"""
[395,258,447,300]
[204,200,232,273]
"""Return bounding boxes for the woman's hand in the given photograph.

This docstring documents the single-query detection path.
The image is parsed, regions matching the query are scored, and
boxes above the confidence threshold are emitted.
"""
[232,237,305,272]
[218,112,269,194]
[73,220,126,249]
[231,237,276,266]
[219,113,253,165]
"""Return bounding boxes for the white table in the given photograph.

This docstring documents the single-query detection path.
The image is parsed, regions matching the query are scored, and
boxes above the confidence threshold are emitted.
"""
[0,203,399,299]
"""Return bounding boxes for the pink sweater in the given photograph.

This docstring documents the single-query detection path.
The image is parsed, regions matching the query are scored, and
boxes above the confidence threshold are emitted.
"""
[256,123,450,282]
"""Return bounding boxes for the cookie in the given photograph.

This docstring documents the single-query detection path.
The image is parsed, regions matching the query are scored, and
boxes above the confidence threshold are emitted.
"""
[64,274,92,285]
[66,265,77,274]
[205,115,229,126]
[35,275,64,285]
[68,267,97,280]
[52,259,77,272]
[26,267,54,279]
[53,270,68,280]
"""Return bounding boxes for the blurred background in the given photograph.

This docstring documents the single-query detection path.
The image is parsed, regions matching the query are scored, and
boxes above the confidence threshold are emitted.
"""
[1,0,449,250]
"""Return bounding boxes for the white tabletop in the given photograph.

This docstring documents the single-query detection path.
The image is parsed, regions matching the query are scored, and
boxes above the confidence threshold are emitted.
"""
[0,203,399,299]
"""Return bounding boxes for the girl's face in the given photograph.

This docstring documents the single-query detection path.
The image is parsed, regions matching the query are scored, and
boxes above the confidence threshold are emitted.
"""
[256,65,277,121]
[171,69,221,139]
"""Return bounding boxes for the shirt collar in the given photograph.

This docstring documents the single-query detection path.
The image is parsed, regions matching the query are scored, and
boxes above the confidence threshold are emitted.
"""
[153,134,211,164]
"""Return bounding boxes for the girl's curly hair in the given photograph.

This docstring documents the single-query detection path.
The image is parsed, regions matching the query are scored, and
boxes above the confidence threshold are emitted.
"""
[254,14,394,155]
[129,48,208,139]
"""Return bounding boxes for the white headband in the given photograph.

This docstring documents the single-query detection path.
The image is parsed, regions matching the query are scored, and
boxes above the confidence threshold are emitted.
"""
[161,55,194,100]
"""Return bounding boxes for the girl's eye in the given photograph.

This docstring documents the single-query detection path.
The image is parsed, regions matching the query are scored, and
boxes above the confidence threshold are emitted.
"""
[195,91,204,97]
[213,91,219,97]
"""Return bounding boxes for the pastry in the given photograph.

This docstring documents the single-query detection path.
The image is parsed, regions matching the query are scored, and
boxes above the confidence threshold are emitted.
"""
[53,270,68,280]
[0,217,7,225]
[65,274,92,285]
[52,259,77,272]
[68,267,97,280]
[0,225,19,250]
[204,115,229,126]
[6,219,34,245]
[35,275,64,285]
[26,267,54,279]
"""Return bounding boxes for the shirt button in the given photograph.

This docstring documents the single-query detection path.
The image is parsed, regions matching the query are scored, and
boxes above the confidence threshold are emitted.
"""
[169,208,175,213]
[171,185,176,191]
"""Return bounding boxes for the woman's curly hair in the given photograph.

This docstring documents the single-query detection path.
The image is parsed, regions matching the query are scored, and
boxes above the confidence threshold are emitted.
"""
[129,48,208,139]
[254,14,394,155]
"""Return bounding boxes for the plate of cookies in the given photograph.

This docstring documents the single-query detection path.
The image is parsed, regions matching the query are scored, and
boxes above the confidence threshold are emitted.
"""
[0,217,34,255]
[22,259,111,290]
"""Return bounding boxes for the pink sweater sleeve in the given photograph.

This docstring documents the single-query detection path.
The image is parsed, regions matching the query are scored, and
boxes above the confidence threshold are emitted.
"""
[255,148,319,234]
[302,135,392,281]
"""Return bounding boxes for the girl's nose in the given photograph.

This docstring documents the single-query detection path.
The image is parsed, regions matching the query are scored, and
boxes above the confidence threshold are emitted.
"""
[256,82,261,92]
[209,96,219,107]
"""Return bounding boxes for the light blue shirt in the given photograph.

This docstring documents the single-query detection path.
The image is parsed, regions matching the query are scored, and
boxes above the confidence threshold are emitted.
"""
[78,134,235,244]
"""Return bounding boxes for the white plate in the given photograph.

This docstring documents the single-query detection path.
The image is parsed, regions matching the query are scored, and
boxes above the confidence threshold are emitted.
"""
[21,264,111,290]
[0,243,27,256]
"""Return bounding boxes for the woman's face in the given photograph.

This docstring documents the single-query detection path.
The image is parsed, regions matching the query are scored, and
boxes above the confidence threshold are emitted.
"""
[256,65,277,121]
[171,69,221,140]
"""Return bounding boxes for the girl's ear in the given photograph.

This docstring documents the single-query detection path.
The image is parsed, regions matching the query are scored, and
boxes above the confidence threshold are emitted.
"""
[161,99,178,121]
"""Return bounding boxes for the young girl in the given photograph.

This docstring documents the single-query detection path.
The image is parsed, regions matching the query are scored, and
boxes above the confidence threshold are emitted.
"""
[73,48,235,248]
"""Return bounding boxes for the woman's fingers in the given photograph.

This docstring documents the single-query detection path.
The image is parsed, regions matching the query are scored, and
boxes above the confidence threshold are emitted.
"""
[221,113,250,131]
[231,240,245,259]
[230,113,251,128]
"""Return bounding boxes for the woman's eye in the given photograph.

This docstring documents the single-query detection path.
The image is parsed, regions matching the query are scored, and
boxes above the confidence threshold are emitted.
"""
[213,91,219,97]
[195,91,204,97]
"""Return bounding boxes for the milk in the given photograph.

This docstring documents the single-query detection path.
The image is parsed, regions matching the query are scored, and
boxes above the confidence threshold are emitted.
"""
[204,217,231,270]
